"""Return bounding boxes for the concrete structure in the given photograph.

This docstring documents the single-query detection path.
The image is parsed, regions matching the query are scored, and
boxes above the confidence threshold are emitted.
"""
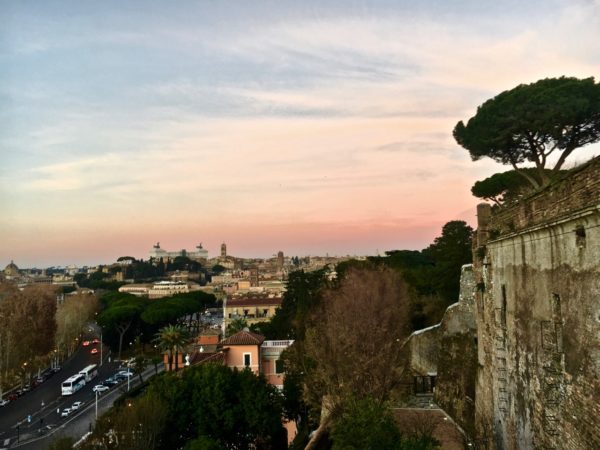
[221,242,227,257]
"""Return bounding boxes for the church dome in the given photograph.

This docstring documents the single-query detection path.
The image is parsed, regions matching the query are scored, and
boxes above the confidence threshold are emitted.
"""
[4,260,20,277]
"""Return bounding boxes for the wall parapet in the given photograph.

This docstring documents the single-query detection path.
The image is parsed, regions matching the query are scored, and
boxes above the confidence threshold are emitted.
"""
[486,156,600,236]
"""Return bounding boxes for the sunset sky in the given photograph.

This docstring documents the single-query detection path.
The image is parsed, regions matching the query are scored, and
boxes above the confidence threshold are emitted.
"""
[2,0,600,267]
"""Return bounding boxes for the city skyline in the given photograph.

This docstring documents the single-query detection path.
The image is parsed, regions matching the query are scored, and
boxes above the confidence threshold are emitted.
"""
[2,0,600,267]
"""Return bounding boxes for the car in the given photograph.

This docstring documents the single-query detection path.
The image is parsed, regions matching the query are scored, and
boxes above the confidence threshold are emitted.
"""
[82,340,90,347]
[71,401,84,410]
[92,384,109,393]
[7,393,18,401]
[0,399,9,407]
[35,376,45,384]
[51,366,61,373]
[92,338,100,344]
[61,407,72,417]
[103,377,119,386]
[117,370,133,377]
[90,348,98,354]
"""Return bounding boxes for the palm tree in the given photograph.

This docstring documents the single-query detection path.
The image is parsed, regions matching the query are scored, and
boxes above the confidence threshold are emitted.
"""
[226,317,249,337]
[154,325,189,372]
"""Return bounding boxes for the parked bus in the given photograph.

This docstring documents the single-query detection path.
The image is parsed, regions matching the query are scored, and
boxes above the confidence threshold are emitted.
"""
[61,374,86,396]
[79,364,98,382]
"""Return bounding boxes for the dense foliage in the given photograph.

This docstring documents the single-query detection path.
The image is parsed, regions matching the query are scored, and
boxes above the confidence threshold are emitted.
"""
[97,290,216,359]
[330,397,440,450]
[146,364,286,449]
[454,76,600,188]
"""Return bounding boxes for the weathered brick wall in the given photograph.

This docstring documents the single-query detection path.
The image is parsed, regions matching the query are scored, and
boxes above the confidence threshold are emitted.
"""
[487,157,600,236]
[473,156,600,450]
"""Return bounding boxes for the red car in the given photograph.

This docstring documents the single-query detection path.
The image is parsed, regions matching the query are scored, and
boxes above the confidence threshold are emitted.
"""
[90,348,98,355]
[92,339,100,344]
[82,340,90,347]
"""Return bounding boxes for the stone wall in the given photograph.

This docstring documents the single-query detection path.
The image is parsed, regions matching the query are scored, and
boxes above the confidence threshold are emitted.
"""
[473,157,600,449]
[406,264,478,434]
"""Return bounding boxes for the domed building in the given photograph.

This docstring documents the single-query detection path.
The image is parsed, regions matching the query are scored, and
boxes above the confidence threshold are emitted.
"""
[4,260,20,279]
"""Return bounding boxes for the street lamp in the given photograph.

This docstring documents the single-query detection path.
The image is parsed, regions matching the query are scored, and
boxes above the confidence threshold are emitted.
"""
[95,390,99,419]
[100,332,103,366]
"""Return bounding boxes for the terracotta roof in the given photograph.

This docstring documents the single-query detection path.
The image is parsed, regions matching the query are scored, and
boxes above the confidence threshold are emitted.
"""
[226,297,282,307]
[220,330,265,346]
[189,351,226,365]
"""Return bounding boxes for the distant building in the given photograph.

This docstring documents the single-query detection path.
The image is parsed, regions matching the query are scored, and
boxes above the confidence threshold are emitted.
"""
[162,330,297,444]
[221,242,227,257]
[276,251,284,270]
[3,261,20,279]
[118,284,151,297]
[223,295,282,330]
[149,242,209,261]
[118,280,200,298]
[249,267,259,287]
[148,281,199,299]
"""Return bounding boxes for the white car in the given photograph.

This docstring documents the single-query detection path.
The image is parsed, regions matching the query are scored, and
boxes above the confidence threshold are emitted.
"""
[117,370,133,378]
[71,401,84,410]
[0,399,9,407]
[92,384,109,393]
[61,408,72,417]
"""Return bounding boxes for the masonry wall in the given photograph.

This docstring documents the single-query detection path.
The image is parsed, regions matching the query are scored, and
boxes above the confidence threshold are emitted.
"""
[473,157,600,450]
[407,264,478,435]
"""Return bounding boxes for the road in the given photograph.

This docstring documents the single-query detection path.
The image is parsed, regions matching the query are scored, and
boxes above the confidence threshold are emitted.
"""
[0,328,163,449]
[9,364,162,450]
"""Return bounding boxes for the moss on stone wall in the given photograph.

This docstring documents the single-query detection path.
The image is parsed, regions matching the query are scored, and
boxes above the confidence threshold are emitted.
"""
[435,331,477,437]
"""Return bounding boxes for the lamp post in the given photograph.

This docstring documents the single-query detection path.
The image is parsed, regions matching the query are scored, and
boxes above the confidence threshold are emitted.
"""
[95,390,99,419]
[100,332,103,366]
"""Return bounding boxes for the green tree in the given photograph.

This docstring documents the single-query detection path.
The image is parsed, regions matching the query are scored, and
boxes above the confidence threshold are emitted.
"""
[154,324,189,371]
[454,76,600,188]
[97,293,147,361]
[423,220,473,306]
[471,169,538,205]
[148,364,286,449]
[211,264,227,275]
[82,395,167,450]
[226,317,249,336]
[253,268,329,341]
[330,397,403,450]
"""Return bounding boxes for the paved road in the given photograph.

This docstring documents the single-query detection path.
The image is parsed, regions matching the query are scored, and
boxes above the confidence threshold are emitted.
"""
[10,364,163,450]
[0,336,106,439]
[0,325,163,450]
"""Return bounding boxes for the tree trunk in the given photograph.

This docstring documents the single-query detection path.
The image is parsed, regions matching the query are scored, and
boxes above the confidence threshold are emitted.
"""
[304,419,331,450]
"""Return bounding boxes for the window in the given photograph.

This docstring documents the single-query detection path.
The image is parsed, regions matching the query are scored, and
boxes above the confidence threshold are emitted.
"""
[243,353,251,367]
[275,359,284,374]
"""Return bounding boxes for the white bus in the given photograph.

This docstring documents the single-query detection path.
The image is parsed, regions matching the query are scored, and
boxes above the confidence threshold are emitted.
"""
[79,364,98,382]
[61,374,86,396]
